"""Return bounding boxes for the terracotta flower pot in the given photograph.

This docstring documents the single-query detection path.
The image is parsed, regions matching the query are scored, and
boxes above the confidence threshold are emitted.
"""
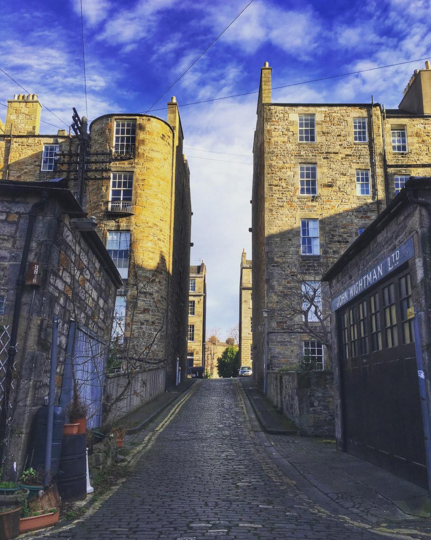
[116,437,124,449]
[75,417,86,435]
[63,423,79,436]
[0,506,21,540]
[19,511,59,533]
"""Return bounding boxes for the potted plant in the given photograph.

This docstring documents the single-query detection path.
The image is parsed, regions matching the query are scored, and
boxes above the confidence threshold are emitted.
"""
[0,483,29,509]
[0,506,21,539]
[19,468,43,499]
[112,427,126,448]
[19,507,59,533]
[65,384,88,435]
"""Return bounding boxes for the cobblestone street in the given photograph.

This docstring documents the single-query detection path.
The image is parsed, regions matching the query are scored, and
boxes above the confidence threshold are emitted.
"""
[34,380,431,540]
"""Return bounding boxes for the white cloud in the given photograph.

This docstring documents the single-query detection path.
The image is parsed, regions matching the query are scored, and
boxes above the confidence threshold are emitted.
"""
[206,0,324,59]
[71,0,113,27]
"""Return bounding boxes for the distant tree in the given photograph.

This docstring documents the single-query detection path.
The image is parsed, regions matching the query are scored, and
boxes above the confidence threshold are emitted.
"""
[228,324,239,345]
[217,346,239,378]
[225,337,235,346]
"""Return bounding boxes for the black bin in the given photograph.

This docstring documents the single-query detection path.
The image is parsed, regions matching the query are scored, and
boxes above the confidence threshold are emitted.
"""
[29,406,65,478]
[57,434,86,501]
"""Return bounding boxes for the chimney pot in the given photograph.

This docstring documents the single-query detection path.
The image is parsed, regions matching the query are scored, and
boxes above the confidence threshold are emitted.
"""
[171,96,177,103]
[264,62,269,68]
[426,60,430,70]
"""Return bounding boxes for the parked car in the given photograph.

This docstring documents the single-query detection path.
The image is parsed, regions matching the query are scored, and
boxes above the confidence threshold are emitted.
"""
[238,366,252,377]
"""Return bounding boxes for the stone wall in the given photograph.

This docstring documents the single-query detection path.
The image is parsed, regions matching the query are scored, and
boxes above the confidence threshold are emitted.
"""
[0,182,120,475]
[252,63,431,390]
[267,371,335,436]
[188,264,206,368]
[239,251,252,368]
[326,180,431,449]
[104,367,165,424]
[88,105,191,387]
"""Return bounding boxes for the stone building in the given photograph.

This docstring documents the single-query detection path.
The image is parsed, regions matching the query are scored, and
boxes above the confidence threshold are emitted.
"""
[205,336,228,379]
[0,94,192,409]
[187,262,206,374]
[324,177,431,489]
[86,99,192,388]
[0,94,69,182]
[239,249,252,368]
[252,61,431,396]
[0,179,121,476]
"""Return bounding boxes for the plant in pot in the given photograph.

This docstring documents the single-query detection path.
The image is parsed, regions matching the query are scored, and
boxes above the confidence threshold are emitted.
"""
[65,384,88,436]
[19,468,43,499]
[0,505,21,539]
[19,497,59,534]
[112,427,126,448]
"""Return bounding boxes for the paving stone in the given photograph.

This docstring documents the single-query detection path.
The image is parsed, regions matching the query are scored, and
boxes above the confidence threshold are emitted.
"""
[34,380,431,540]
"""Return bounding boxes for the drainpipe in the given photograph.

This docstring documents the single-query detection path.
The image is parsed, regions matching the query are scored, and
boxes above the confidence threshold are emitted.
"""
[407,191,431,496]
[1,193,48,468]
[44,316,58,487]
[263,309,269,394]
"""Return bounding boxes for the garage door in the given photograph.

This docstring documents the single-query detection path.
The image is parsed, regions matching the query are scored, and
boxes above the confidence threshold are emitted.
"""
[339,269,427,488]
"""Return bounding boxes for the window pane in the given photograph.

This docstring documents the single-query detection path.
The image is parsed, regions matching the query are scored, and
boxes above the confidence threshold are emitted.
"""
[300,219,319,255]
[356,170,370,196]
[299,115,315,142]
[300,164,317,195]
[107,231,130,279]
[354,118,367,142]
[391,129,407,152]
[41,144,59,171]
[394,175,408,195]
[114,120,136,155]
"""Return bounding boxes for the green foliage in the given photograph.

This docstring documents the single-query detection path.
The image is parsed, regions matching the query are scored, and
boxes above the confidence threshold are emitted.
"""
[19,468,38,484]
[205,370,212,379]
[297,350,317,372]
[0,481,18,489]
[217,346,240,378]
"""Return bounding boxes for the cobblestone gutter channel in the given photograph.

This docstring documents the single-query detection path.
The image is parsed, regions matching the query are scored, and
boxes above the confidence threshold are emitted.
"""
[30,380,431,540]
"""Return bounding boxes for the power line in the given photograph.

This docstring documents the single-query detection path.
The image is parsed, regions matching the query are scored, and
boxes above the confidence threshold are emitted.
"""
[0,66,69,128]
[145,0,255,113]
[184,146,250,157]
[80,0,89,118]
[148,56,431,112]
[187,154,251,165]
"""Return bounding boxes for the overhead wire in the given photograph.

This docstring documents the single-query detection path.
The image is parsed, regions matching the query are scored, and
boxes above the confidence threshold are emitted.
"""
[0,66,69,128]
[144,0,255,113]
[148,56,431,112]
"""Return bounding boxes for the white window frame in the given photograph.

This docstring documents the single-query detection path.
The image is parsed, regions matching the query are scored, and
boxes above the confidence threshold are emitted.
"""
[394,175,409,195]
[303,340,324,370]
[112,296,127,343]
[189,300,196,316]
[302,281,322,323]
[300,164,317,195]
[107,231,130,279]
[300,219,319,255]
[391,128,407,153]
[353,118,368,142]
[188,325,195,341]
[114,120,136,156]
[298,114,315,142]
[110,172,133,212]
[356,170,370,196]
[189,279,196,292]
[41,144,59,171]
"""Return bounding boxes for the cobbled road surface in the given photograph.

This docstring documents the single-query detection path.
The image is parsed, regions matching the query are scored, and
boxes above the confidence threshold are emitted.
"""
[35,380,426,539]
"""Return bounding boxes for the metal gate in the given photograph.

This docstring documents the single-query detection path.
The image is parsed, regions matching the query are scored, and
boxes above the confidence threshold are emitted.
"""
[61,323,106,429]
[339,269,427,488]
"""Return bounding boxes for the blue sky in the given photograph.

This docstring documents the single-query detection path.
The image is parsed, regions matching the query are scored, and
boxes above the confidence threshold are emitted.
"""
[1,0,430,339]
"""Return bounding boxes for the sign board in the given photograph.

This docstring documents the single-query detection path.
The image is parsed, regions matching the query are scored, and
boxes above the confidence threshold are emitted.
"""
[332,237,414,311]
[26,262,42,286]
